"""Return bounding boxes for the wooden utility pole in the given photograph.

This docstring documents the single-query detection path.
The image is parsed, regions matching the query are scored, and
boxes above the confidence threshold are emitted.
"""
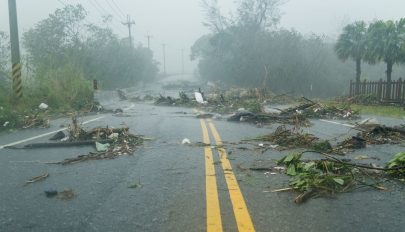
[162,43,166,75]
[122,15,135,48]
[8,0,22,100]
[145,33,152,50]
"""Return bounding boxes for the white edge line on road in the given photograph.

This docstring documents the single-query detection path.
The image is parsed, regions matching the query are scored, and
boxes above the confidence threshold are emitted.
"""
[0,116,105,150]
[319,119,355,128]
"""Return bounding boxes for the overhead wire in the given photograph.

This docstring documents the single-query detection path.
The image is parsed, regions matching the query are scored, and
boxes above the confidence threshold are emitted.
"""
[85,0,127,35]
[104,0,126,22]
[110,0,127,19]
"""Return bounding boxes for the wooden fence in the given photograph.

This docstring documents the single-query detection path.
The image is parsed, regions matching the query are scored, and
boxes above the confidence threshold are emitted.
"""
[350,78,405,103]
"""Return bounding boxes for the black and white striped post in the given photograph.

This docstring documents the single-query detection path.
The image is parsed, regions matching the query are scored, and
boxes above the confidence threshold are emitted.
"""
[8,0,22,100]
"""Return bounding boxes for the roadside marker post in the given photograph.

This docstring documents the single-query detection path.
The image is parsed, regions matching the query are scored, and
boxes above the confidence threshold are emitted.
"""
[8,0,23,100]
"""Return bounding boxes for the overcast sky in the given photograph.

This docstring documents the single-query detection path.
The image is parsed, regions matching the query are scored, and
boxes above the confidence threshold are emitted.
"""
[1,0,404,74]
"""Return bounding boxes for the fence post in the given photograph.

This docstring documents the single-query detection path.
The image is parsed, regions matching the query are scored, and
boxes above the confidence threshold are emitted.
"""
[362,79,367,94]
[397,78,402,103]
[377,79,383,101]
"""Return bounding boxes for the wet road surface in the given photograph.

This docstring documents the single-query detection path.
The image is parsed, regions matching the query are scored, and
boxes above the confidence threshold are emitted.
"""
[0,91,404,232]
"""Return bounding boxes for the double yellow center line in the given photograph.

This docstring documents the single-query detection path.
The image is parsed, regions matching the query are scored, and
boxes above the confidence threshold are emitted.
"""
[200,119,255,232]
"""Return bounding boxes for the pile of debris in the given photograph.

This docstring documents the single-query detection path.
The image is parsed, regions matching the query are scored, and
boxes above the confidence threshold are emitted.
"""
[275,99,359,120]
[249,125,331,151]
[7,116,144,164]
[21,112,50,129]
[275,151,405,204]
[58,117,143,164]
[225,98,358,126]
[339,123,405,149]
[154,92,198,107]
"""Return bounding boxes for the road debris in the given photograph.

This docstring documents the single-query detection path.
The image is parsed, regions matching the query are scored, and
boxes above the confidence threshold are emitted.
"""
[117,89,127,100]
[22,112,50,129]
[274,151,405,203]
[195,92,206,104]
[44,188,58,198]
[338,124,405,150]
[248,125,322,151]
[24,173,49,186]
[57,188,75,200]
[386,152,405,178]
[49,131,66,141]
[40,117,145,164]
[196,113,214,119]
[155,92,197,107]
[38,103,49,110]
[182,138,191,145]
[96,142,110,152]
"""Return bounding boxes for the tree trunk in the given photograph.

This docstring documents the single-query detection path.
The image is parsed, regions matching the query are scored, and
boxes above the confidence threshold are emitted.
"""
[355,58,361,95]
[386,61,393,99]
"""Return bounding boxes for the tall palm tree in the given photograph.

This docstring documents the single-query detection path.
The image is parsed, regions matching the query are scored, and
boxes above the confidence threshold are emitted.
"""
[335,21,368,95]
[366,18,405,99]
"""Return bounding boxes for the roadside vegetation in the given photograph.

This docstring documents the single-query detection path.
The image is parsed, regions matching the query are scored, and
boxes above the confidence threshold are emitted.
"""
[0,4,159,132]
[192,0,405,97]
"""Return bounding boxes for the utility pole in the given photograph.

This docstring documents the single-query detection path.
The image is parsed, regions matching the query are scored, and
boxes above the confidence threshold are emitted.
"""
[145,33,152,50]
[122,15,135,48]
[8,0,22,100]
[162,43,166,75]
[181,48,184,75]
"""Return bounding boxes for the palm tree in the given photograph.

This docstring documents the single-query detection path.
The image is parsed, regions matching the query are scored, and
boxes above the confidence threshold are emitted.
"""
[335,21,368,95]
[366,19,405,99]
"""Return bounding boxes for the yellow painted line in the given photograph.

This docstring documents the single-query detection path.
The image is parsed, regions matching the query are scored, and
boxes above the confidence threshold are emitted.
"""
[207,120,256,232]
[200,119,223,232]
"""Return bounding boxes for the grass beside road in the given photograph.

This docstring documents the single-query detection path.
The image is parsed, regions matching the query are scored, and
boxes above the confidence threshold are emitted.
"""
[0,65,95,132]
[324,101,405,118]
[350,104,405,118]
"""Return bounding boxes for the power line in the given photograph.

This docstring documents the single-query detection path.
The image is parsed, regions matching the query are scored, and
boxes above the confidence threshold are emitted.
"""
[111,0,126,19]
[104,0,125,21]
[90,0,109,16]
[84,0,126,34]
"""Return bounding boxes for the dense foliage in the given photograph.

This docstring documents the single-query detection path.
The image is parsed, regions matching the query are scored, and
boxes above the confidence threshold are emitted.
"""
[192,0,405,97]
[0,4,159,131]
[23,4,158,89]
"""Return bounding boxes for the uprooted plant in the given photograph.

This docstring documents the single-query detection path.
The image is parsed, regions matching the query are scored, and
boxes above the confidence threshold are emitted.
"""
[276,151,405,204]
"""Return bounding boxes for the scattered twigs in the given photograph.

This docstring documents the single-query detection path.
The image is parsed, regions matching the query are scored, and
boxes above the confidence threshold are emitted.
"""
[24,173,49,186]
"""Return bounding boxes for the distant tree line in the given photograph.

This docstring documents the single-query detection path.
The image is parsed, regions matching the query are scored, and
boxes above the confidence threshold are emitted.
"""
[191,0,405,97]
[22,4,158,89]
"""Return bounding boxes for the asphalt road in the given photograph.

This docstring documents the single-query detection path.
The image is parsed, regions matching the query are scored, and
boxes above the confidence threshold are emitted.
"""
[0,90,404,232]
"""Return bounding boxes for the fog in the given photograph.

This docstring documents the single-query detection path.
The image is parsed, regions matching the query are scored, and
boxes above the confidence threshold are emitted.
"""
[1,0,404,75]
